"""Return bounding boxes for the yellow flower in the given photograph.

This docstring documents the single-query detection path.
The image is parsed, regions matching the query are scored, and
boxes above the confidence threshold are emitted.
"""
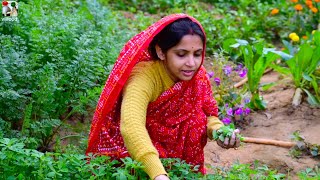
[270,8,279,15]
[294,4,303,11]
[289,32,298,39]
[311,7,318,13]
[292,35,300,42]
[312,30,316,34]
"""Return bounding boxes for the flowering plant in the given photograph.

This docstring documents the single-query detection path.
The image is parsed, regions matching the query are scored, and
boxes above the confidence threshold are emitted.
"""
[207,53,251,125]
[271,30,320,106]
[289,0,319,37]
[224,39,287,110]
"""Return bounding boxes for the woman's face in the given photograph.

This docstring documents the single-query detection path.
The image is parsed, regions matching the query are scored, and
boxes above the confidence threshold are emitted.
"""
[160,34,203,82]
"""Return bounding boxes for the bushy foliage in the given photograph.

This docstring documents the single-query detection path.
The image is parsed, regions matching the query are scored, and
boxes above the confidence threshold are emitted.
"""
[0,0,136,149]
[0,137,287,179]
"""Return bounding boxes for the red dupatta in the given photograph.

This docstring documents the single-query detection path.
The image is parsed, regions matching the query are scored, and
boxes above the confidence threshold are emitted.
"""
[86,14,218,172]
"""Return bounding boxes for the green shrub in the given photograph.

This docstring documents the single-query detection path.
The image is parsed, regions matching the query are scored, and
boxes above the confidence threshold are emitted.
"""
[0,137,288,179]
[0,0,136,150]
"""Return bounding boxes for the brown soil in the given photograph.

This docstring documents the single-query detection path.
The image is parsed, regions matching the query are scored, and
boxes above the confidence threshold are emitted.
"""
[203,70,320,179]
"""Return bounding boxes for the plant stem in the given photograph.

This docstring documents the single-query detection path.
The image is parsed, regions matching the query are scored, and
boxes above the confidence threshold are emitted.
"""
[292,88,303,107]
[60,134,81,140]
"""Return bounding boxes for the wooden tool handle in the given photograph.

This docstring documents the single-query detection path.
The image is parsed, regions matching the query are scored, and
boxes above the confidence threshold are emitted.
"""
[242,137,296,148]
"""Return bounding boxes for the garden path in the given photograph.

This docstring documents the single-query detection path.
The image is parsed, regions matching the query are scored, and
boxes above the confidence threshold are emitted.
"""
[204,70,320,179]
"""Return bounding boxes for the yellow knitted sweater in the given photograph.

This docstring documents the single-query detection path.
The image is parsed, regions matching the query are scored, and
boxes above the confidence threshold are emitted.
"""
[120,60,223,179]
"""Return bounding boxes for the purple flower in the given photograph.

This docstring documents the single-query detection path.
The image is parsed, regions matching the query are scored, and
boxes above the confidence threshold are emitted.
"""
[235,108,243,116]
[223,65,232,76]
[222,117,232,125]
[244,108,251,115]
[207,71,214,78]
[214,77,221,86]
[238,68,247,78]
[244,97,251,104]
[236,64,243,71]
[226,107,233,116]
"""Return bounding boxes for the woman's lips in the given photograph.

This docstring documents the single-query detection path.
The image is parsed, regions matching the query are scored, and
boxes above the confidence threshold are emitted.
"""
[182,70,195,77]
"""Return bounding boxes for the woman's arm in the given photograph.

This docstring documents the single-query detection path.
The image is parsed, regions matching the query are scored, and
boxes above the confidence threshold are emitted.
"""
[120,67,167,179]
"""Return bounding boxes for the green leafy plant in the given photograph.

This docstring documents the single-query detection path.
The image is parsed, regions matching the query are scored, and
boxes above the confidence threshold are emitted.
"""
[208,160,286,180]
[271,31,320,106]
[298,166,320,180]
[212,123,243,142]
[290,131,320,158]
[1,137,289,179]
[225,39,282,110]
[0,0,137,151]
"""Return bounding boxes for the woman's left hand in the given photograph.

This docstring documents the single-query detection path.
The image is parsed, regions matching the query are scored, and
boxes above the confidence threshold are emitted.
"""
[216,129,241,149]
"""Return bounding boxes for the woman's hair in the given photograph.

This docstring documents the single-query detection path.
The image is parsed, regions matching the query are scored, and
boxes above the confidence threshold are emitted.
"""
[149,17,205,60]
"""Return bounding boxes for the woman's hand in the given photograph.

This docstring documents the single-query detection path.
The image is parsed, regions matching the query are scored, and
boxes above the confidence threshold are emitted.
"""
[216,129,241,149]
[154,174,170,180]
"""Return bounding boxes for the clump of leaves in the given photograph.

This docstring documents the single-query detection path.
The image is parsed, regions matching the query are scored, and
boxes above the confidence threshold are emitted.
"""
[290,131,320,158]
[298,166,320,180]
[212,123,243,142]
[208,160,286,180]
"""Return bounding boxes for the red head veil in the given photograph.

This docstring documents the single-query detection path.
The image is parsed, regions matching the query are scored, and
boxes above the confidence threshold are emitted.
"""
[86,14,218,172]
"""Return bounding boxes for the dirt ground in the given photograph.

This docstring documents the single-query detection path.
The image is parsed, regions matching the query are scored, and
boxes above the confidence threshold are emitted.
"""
[203,70,320,179]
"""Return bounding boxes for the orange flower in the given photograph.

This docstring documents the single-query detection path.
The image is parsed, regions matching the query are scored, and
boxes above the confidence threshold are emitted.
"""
[270,8,279,15]
[294,4,303,11]
[306,0,313,6]
[302,35,308,39]
[315,0,320,2]
[311,7,318,13]
[291,0,298,2]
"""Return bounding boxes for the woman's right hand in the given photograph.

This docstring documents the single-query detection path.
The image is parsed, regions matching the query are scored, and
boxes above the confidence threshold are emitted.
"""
[216,129,241,149]
[154,174,170,180]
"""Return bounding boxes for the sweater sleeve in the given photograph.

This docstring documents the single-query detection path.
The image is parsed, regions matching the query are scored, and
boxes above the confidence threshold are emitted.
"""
[120,65,167,179]
[207,116,224,140]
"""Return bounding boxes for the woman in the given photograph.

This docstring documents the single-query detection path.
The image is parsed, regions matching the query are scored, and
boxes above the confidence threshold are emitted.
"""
[86,14,240,180]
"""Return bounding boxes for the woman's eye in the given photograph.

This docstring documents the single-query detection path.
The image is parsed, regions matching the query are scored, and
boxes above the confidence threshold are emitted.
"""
[177,53,185,57]
[194,53,201,57]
